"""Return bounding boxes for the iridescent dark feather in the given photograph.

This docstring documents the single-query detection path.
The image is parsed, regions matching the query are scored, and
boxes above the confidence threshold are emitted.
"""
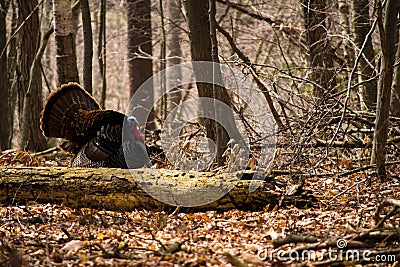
[40,82,150,168]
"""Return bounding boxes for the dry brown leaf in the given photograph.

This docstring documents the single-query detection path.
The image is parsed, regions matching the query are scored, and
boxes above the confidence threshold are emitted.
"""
[241,252,264,265]
[61,240,88,255]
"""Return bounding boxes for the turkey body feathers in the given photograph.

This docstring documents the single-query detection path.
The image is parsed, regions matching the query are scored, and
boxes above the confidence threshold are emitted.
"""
[40,82,150,169]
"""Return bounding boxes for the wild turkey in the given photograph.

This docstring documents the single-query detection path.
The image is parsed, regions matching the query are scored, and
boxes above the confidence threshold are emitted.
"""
[40,82,150,168]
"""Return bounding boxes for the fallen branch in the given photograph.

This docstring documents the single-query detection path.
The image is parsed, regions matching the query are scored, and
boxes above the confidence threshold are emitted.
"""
[31,146,60,156]
[273,235,318,248]
[329,178,367,203]
[374,198,400,226]
[315,135,400,149]
[337,160,400,177]
[315,138,370,148]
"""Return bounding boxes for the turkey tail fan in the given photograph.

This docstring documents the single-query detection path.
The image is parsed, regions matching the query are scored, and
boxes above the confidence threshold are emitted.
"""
[40,82,100,138]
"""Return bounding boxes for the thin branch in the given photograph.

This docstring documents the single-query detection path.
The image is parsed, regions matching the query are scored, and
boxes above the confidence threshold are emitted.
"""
[0,0,44,60]
[216,0,278,26]
[215,22,284,130]
[374,198,400,226]
[215,0,304,50]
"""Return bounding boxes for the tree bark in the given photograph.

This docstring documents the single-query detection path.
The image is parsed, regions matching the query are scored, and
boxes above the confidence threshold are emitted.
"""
[20,29,53,151]
[371,0,400,180]
[184,0,237,165]
[209,0,234,165]
[303,0,336,98]
[186,4,215,142]
[338,0,354,69]
[390,15,400,117]
[98,0,106,108]
[166,0,183,112]
[53,0,80,86]
[127,0,154,131]
[16,0,47,151]
[159,0,167,120]
[7,0,17,88]
[352,0,377,111]
[0,167,312,211]
[42,0,54,92]
[80,0,93,94]
[7,0,17,144]
[0,0,11,151]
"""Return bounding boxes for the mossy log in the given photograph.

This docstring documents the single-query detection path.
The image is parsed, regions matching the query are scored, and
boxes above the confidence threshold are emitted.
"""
[0,167,312,211]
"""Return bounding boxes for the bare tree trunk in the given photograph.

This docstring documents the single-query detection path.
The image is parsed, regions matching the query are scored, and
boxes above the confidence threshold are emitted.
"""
[0,0,11,151]
[303,0,336,98]
[7,0,18,144]
[81,0,93,94]
[184,0,217,153]
[7,0,17,89]
[159,0,167,120]
[42,0,54,90]
[127,0,154,131]
[390,14,400,117]
[371,0,400,180]
[209,0,233,165]
[53,0,79,86]
[352,0,377,111]
[338,0,354,69]
[98,0,106,108]
[184,0,237,165]
[16,0,46,151]
[71,0,80,41]
[20,29,53,151]
[166,0,183,113]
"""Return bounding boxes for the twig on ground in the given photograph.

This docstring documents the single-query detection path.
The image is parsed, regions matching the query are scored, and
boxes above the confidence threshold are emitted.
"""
[273,235,318,248]
[31,147,60,156]
[328,178,367,203]
[374,198,400,226]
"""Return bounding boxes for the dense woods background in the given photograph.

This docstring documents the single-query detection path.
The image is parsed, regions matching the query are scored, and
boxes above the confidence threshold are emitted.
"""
[1,0,400,265]
[1,0,400,179]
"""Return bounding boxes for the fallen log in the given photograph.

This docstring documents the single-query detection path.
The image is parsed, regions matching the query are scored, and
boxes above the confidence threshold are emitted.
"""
[0,167,314,211]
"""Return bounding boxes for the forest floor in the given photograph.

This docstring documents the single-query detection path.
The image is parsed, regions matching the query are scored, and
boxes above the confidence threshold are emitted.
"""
[0,149,399,266]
